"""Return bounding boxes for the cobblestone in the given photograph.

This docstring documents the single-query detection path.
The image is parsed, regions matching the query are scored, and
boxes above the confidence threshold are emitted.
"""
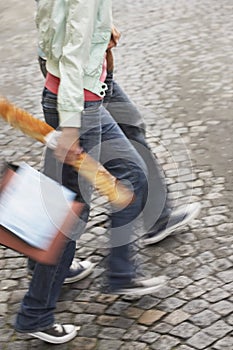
[164,309,190,325]
[189,310,221,327]
[169,321,200,339]
[1,0,233,348]
[138,309,166,325]
[212,337,233,350]
[187,330,216,349]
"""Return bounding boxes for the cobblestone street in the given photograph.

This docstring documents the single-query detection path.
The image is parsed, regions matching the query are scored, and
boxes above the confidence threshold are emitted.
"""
[0,0,233,349]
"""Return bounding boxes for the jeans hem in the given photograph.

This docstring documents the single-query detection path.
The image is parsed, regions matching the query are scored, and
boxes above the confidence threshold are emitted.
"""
[14,322,54,334]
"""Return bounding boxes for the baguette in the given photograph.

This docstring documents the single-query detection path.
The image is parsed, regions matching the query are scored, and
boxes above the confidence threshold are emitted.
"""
[0,97,134,208]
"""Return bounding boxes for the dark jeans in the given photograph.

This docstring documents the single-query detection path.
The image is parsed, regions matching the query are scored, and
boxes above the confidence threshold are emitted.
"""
[15,89,148,332]
[105,79,171,232]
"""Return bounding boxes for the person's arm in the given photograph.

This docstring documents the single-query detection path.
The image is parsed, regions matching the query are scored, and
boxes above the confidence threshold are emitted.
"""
[106,25,121,72]
[47,1,100,162]
[108,25,121,49]
[57,3,98,128]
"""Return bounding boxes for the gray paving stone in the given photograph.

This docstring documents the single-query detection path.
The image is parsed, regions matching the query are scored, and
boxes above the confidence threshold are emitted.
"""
[0,328,14,342]
[203,320,232,339]
[85,302,108,315]
[211,300,233,316]
[169,276,193,289]
[203,214,227,226]
[212,336,233,350]
[135,295,160,309]
[102,316,134,329]
[187,331,216,349]
[6,341,30,350]
[189,309,221,327]
[217,269,233,283]
[156,252,181,267]
[169,321,200,339]
[158,297,186,313]
[120,341,149,350]
[72,337,97,350]
[173,244,196,258]
[223,281,233,293]
[177,285,205,300]
[122,325,148,341]
[175,257,200,272]
[74,313,97,325]
[164,309,190,325]
[210,258,233,272]
[202,287,230,303]
[215,246,233,259]
[98,327,126,340]
[227,313,233,326]
[150,335,180,350]
[194,276,224,292]
[139,331,160,344]
[105,301,131,315]
[78,324,100,338]
[96,339,122,350]
[191,265,213,280]
[217,223,233,234]
[0,291,10,303]
[75,290,99,302]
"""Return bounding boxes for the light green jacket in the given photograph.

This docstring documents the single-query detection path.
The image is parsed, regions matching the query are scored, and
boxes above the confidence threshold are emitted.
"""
[36,0,112,127]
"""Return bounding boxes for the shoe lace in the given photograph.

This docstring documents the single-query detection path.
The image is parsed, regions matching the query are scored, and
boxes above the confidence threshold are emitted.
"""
[53,324,64,334]
[69,260,81,271]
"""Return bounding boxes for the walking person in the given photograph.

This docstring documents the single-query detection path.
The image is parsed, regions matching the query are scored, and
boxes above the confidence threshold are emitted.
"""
[15,0,168,344]
[37,28,201,247]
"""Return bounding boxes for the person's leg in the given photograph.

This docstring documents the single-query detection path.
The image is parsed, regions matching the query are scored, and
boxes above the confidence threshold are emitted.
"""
[105,80,171,233]
[104,81,200,244]
[27,257,94,285]
[15,239,76,332]
[27,88,95,283]
[99,106,167,293]
[15,93,102,334]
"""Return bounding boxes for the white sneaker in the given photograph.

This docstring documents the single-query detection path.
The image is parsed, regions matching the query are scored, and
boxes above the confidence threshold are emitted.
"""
[28,323,79,344]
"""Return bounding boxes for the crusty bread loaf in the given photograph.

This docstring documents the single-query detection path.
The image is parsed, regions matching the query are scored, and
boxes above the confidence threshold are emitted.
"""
[0,97,53,143]
[0,97,134,207]
[72,153,134,207]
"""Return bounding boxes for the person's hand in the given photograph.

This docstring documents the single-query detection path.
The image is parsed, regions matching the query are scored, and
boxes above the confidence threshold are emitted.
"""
[108,25,121,49]
[54,127,82,164]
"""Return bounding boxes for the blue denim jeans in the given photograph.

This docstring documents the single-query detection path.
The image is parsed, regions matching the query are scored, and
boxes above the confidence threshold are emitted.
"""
[15,88,147,332]
[105,79,171,231]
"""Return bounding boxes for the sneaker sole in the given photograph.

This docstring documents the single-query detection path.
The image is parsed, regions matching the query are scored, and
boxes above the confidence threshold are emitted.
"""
[142,202,201,245]
[63,262,96,284]
[28,327,79,344]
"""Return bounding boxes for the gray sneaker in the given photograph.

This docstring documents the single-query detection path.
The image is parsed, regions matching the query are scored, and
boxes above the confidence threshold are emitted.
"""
[142,202,201,245]
[28,259,95,284]
[63,259,95,284]
[110,275,168,296]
